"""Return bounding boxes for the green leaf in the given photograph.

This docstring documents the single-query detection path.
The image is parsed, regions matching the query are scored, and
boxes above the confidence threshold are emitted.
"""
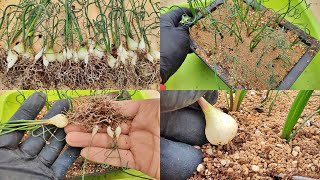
[281,90,313,140]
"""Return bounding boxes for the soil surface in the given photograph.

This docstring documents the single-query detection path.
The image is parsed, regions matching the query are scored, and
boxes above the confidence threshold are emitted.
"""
[190,2,308,89]
[190,91,320,179]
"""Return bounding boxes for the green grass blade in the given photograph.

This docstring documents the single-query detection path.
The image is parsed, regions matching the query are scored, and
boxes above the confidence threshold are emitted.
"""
[281,90,313,140]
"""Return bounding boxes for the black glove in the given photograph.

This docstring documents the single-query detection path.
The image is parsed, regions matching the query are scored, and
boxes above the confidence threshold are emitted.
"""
[160,90,218,180]
[160,8,192,83]
[0,92,81,180]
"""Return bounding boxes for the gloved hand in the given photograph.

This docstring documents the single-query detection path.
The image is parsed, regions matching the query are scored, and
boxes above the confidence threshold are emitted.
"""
[160,90,218,180]
[0,92,81,180]
[160,8,192,83]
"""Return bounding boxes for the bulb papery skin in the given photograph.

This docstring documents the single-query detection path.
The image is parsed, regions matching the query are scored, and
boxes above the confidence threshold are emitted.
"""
[146,53,154,63]
[138,38,146,52]
[107,54,118,68]
[13,42,25,55]
[56,52,65,63]
[35,47,46,61]
[93,45,104,59]
[150,49,160,60]
[47,114,68,128]
[198,97,238,145]
[45,49,56,63]
[127,37,139,51]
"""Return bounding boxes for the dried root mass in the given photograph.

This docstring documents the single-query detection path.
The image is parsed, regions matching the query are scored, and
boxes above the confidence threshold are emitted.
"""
[67,95,134,130]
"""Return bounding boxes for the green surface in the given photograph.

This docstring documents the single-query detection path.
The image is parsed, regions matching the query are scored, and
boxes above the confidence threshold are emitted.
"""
[0,90,151,180]
[165,0,320,90]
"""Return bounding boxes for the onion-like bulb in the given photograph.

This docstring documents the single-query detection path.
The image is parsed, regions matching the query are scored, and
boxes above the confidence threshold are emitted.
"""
[73,50,79,63]
[35,47,46,61]
[23,48,34,60]
[12,42,25,55]
[127,37,139,51]
[78,47,89,64]
[198,97,238,145]
[117,44,128,65]
[146,53,154,63]
[63,47,73,60]
[107,54,118,68]
[56,52,65,63]
[44,49,56,62]
[46,114,68,128]
[149,49,160,60]
[93,45,105,59]
[138,38,146,52]
[6,50,18,71]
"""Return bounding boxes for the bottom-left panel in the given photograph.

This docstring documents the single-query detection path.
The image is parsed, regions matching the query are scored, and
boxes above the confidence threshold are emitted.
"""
[0,90,160,180]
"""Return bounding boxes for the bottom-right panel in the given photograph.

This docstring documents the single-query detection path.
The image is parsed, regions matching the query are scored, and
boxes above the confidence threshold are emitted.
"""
[160,90,319,180]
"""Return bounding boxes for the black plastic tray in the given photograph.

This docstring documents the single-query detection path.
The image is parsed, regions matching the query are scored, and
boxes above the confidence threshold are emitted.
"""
[189,0,320,89]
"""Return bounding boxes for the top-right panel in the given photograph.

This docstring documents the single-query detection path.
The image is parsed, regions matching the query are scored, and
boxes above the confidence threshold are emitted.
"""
[160,0,320,90]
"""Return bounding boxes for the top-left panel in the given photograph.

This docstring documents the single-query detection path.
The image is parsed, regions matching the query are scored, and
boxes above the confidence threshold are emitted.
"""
[0,0,160,90]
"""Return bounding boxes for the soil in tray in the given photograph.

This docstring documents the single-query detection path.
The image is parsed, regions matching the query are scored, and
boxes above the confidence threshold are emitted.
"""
[189,91,320,179]
[190,2,308,89]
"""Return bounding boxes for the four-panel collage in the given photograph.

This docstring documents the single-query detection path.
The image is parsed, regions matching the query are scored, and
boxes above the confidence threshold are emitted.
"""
[0,0,319,180]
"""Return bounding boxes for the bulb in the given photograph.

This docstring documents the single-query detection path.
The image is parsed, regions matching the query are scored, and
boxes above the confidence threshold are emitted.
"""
[78,47,89,63]
[93,45,105,59]
[35,47,46,61]
[12,42,25,55]
[149,49,160,60]
[198,97,238,145]
[56,52,65,63]
[138,38,146,52]
[44,49,56,62]
[146,53,154,63]
[127,37,139,51]
[107,54,118,68]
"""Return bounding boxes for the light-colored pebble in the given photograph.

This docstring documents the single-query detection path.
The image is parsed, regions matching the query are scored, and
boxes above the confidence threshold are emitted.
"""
[252,165,260,172]
[292,161,298,168]
[293,146,301,152]
[197,164,205,173]
[292,150,299,157]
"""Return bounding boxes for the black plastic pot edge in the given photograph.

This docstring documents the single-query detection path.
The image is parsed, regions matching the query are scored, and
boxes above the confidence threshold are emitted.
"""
[188,0,320,90]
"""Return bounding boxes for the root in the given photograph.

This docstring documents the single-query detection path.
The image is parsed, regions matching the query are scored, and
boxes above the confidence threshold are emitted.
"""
[67,95,134,130]
[0,49,160,89]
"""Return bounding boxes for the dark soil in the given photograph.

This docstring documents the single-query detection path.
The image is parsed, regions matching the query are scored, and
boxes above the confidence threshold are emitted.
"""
[190,91,320,179]
[190,2,308,89]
